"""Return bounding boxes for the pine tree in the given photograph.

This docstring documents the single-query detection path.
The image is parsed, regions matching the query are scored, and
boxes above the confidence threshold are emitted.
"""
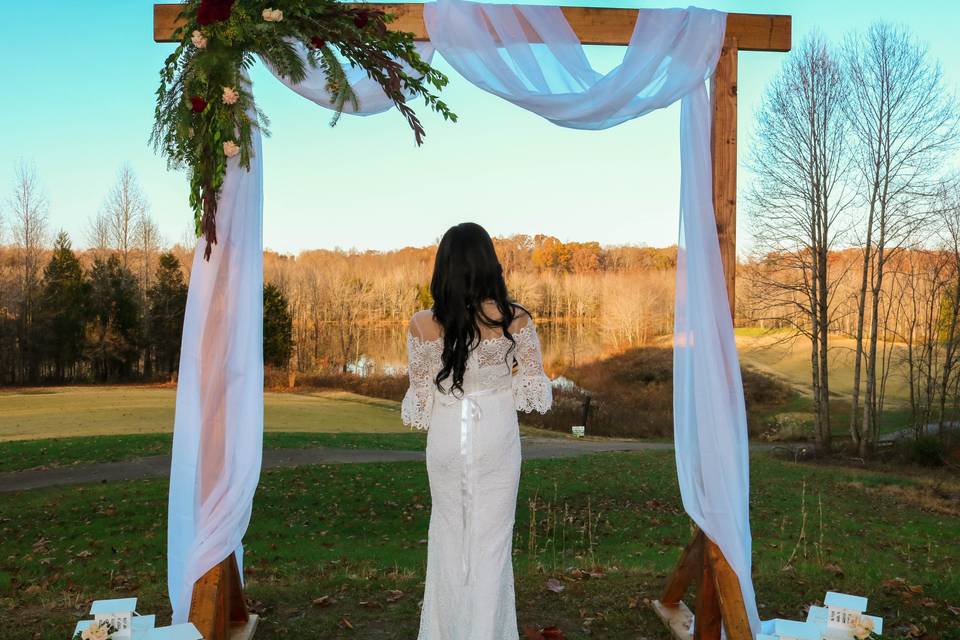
[84,255,142,380]
[37,232,89,381]
[148,252,188,379]
[263,282,293,368]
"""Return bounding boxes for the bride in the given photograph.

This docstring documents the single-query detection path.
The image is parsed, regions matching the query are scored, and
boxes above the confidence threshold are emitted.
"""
[402,222,553,639]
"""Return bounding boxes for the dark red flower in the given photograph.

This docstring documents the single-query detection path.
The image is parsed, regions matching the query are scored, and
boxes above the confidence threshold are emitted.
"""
[353,11,369,29]
[197,0,235,26]
[190,96,208,113]
[310,36,326,49]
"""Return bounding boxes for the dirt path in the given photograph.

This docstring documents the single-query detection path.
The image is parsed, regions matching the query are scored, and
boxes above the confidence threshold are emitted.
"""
[0,437,676,493]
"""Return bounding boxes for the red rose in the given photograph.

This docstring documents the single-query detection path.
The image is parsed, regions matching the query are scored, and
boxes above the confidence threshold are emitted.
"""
[197,0,235,25]
[353,11,369,29]
[190,96,208,113]
[310,36,326,49]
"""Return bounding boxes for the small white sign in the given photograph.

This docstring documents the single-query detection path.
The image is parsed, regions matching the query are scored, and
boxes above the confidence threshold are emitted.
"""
[572,425,585,438]
[90,598,137,640]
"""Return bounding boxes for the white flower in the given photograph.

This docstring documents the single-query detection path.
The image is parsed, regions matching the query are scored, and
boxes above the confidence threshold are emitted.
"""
[191,30,207,49]
[852,618,875,640]
[222,86,239,105]
[223,141,241,158]
[262,8,283,22]
[81,623,110,640]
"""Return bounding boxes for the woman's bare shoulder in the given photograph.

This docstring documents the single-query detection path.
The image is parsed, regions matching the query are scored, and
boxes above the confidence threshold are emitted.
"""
[509,303,533,332]
[409,309,442,341]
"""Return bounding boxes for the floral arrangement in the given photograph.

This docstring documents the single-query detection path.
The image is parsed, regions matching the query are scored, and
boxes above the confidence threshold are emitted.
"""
[151,0,456,258]
[73,621,118,640]
[852,617,879,640]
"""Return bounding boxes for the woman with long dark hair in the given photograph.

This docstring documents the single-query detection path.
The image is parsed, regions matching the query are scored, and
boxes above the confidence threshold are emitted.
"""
[402,222,552,639]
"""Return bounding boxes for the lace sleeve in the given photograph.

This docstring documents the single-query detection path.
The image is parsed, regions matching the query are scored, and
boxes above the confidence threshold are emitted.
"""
[401,332,436,430]
[512,323,553,414]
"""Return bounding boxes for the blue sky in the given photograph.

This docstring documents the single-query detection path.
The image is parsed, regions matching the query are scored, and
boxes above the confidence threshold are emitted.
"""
[1,1,958,254]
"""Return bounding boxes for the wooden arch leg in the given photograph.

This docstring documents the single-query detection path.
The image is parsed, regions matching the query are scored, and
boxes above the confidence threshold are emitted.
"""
[189,552,256,640]
[652,528,752,640]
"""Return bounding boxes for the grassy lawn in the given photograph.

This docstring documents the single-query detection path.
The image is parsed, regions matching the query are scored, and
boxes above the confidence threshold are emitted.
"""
[0,387,568,473]
[1,450,957,639]
[737,332,912,405]
[0,387,405,442]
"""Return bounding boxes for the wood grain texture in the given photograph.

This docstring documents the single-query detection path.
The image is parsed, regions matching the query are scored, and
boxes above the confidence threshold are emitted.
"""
[706,539,753,640]
[188,553,249,640]
[154,3,791,51]
[660,529,704,606]
[693,544,722,640]
[711,36,738,317]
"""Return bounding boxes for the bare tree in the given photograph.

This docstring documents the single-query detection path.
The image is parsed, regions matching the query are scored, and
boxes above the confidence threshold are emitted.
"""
[746,33,853,450]
[844,22,958,456]
[102,164,148,269]
[6,161,49,382]
[86,211,112,256]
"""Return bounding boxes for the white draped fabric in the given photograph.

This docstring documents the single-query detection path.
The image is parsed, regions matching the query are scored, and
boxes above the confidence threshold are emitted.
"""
[167,118,264,622]
[424,1,759,633]
[168,1,759,635]
[165,46,433,622]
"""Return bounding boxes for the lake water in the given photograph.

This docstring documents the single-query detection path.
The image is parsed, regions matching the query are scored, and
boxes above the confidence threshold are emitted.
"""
[301,322,632,377]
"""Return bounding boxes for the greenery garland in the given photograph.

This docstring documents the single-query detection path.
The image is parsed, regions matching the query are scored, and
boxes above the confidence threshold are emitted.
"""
[151,0,456,259]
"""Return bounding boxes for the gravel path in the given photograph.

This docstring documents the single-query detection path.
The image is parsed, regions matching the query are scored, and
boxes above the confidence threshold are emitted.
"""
[0,437,672,493]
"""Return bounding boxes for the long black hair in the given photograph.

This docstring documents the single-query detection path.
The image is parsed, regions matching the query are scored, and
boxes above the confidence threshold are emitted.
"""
[431,222,518,395]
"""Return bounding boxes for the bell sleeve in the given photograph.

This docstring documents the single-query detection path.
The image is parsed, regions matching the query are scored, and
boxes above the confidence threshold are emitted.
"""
[511,322,553,414]
[401,332,436,430]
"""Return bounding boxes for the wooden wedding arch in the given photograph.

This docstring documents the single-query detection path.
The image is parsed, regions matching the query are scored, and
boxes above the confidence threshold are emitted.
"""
[154,4,791,639]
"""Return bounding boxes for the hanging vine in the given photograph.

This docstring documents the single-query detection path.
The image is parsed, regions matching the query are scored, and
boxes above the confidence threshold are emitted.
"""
[151,0,456,258]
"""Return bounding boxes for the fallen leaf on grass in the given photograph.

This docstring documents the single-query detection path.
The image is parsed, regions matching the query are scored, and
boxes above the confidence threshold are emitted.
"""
[545,578,565,593]
[947,605,960,616]
[358,600,382,609]
[522,625,565,640]
[312,596,333,607]
[823,562,844,577]
[385,590,404,603]
[338,617,354,630]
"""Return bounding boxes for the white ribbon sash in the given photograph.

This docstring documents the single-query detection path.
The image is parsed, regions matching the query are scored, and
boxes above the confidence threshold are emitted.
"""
[439,386,510,585]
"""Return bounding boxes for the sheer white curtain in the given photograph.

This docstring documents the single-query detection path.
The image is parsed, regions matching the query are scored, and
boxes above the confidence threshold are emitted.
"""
[166,46,432,622]
[169,2,759,633]
[424,0,758,633]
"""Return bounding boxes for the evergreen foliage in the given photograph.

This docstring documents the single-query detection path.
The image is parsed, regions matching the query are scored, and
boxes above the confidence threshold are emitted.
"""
[263,281,293,367]
[37,232,89,381]
[151,0,455,258]
[148,252,189,378]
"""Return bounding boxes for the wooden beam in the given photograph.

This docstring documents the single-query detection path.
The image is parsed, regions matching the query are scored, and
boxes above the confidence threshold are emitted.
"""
[711,36,738,316]
[154,3,791,51]
[660,529,704,606]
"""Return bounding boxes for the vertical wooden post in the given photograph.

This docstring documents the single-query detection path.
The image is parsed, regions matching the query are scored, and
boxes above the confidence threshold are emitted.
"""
[188,552,250,640]
[652,31,752,640]
[711,36,738,317]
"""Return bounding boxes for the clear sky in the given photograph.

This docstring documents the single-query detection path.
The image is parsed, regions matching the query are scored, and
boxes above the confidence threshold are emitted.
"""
[1,1,958,255]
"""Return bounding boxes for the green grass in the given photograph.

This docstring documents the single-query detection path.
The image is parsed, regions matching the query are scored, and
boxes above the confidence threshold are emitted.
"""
[738,332,913,405]
[0,387,566,473]
[1,450,957,639]
[0,432,431,474]
[0,387,405,441]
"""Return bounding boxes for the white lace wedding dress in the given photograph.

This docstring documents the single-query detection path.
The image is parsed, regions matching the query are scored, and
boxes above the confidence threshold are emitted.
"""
[402,311,552,640]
